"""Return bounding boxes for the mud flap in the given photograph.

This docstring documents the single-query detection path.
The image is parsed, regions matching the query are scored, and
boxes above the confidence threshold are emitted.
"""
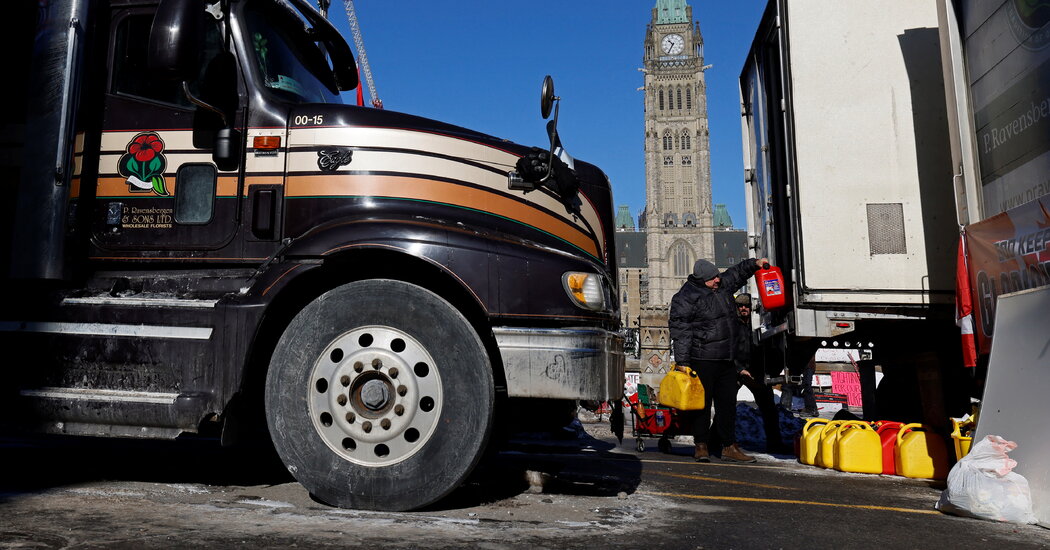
[610,399,624,443]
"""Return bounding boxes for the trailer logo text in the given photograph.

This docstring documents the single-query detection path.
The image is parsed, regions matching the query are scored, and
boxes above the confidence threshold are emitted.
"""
[1009,0,1050,51]
[119,132,169,196]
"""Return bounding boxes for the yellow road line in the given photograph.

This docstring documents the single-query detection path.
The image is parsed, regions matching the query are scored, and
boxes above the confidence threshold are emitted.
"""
[652,471,793,490]
[646,491,940,515]
[635,457,785,469]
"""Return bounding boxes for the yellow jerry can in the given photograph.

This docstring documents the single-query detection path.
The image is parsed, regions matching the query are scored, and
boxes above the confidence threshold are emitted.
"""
[815,420,846,469]
[951,418,974,461]
[833,421,882,474]
[799,418,829,465]
[657,365,706,410]
[894,423,949,480]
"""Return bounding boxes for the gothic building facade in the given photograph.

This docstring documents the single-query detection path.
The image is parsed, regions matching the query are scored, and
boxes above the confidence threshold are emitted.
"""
[643,0,715,308]
[620,0,717,377]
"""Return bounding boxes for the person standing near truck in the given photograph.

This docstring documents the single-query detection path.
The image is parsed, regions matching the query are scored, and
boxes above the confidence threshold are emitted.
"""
[733,294,791,454]
[670,258,767,463]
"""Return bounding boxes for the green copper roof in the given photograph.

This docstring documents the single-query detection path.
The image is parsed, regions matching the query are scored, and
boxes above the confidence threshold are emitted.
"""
[713,204,733,228]
[654,0,689,24]
[615,205,636,230]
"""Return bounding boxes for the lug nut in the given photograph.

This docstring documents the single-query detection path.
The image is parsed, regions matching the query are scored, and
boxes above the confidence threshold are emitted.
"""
[372,358,382,369]
[362,421,372,433]
[388,367,399,379]
[394,404,404,416]
[381,419,391,430]
[340,375,351,387]
[346,412,356,423]
[397,385,407,397]
[337,394,347,406]
[353,361,364,373]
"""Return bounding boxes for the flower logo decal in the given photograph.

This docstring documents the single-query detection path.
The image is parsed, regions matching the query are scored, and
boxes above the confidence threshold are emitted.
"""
[119,132,168,195]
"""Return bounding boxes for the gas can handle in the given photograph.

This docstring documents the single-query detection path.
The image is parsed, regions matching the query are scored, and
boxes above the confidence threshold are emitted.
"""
[897,423,923,445]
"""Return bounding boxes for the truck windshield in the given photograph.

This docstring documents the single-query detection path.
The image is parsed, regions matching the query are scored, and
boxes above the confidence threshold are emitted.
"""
[244,2,342,104]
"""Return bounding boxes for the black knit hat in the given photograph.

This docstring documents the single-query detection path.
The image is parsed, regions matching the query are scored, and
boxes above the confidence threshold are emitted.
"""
[691,259,719,281]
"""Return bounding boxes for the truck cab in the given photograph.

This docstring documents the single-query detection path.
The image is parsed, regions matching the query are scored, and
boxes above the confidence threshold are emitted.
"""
[1,0,624,511]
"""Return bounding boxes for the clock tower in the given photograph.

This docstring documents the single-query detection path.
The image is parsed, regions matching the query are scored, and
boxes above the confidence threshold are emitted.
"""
[642,0,714,307]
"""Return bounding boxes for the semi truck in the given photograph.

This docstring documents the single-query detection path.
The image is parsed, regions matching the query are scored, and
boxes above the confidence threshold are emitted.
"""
[738,0,971,424]
[0,0,624,511]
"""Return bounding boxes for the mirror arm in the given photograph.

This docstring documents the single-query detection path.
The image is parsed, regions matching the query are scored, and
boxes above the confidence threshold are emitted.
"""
[543,99,560,183]
[182,81,228,127]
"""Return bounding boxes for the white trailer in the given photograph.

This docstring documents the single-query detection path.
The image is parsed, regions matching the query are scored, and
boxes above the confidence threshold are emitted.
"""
[738,0,969,424]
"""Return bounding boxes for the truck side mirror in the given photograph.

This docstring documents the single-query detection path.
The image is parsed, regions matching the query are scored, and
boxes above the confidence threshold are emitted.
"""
[148,0,204,81]
[540,75,555,119]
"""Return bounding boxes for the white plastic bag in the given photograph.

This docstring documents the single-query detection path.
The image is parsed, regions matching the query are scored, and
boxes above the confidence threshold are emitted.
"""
[936,435,1036,524]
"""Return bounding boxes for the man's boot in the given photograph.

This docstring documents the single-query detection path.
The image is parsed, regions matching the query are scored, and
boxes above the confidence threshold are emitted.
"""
[721,443,757,463]
[694,443,710,463]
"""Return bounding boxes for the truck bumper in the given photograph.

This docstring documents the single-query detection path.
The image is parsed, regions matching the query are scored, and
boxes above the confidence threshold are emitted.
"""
[493,327,625,401]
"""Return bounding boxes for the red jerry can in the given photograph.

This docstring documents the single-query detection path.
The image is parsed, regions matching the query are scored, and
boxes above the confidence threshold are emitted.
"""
[755,264,786,310]
[874,421,904,475]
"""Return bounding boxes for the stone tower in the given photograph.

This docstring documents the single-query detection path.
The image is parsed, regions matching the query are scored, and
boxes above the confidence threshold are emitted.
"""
[643,0,715,307]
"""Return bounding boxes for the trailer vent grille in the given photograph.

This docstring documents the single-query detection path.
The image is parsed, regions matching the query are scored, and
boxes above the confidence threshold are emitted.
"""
[866,203,907,255]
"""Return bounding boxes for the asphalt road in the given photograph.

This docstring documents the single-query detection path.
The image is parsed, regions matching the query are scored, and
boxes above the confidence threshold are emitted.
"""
[1,419,1047,549]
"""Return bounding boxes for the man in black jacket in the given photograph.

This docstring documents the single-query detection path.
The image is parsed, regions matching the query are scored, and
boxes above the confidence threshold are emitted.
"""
[669,257,767,463]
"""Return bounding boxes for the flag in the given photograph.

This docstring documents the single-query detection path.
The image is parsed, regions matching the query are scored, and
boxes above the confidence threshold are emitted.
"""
[956,234,978,367]
[356,66,364,107]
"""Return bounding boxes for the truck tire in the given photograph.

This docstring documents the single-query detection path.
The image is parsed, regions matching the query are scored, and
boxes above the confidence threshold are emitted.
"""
[264,279,494,511]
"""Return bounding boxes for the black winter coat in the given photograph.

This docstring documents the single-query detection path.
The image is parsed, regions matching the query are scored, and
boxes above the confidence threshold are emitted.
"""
[669,258,760,365]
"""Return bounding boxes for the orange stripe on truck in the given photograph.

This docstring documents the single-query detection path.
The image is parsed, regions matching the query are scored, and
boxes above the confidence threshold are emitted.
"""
[94,175,239,197]
[287,174,600,258]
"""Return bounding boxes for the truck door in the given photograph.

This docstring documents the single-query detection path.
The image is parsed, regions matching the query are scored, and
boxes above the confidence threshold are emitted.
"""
[742,64,774,261]
[91,6,242,252]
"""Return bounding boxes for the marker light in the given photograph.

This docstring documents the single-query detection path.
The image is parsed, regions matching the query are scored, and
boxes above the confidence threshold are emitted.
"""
[562,272,604,311]
[253,135,282,150]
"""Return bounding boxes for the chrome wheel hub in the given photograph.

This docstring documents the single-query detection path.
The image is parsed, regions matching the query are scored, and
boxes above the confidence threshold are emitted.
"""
[308,325,443,466]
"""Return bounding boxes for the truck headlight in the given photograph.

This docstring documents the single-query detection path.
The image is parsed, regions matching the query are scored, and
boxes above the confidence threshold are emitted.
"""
[562,272,605,311]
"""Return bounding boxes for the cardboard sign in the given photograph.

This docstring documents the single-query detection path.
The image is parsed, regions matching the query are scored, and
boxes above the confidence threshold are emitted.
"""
[830,371,863,408]
[625,372,640,397]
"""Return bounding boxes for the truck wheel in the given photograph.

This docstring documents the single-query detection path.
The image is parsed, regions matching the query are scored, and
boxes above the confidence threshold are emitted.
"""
[264,279,494,511]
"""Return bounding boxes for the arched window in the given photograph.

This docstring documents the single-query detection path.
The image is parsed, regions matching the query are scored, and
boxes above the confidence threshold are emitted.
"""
[676,87,683,110]
[663,132,672,150]
[686,86,692,110]
[659,89,664,110]
[671,241,693,277]
[681,133,691,150]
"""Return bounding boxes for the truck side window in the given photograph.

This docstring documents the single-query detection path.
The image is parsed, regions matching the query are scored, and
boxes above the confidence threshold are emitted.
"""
[112,13,223,108]
[174,164,216,224]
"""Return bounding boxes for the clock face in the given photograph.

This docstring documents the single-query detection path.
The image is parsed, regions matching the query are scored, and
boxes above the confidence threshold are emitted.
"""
[662,33,684,55]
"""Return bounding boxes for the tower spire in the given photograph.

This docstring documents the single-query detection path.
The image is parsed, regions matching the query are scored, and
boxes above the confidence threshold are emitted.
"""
[654,0,689,24]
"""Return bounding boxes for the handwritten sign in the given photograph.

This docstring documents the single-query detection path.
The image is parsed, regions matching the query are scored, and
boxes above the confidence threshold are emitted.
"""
[830,371,862,408]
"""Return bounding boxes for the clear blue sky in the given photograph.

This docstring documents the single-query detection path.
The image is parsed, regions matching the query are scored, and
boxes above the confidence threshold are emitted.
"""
[331,0,768,229]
